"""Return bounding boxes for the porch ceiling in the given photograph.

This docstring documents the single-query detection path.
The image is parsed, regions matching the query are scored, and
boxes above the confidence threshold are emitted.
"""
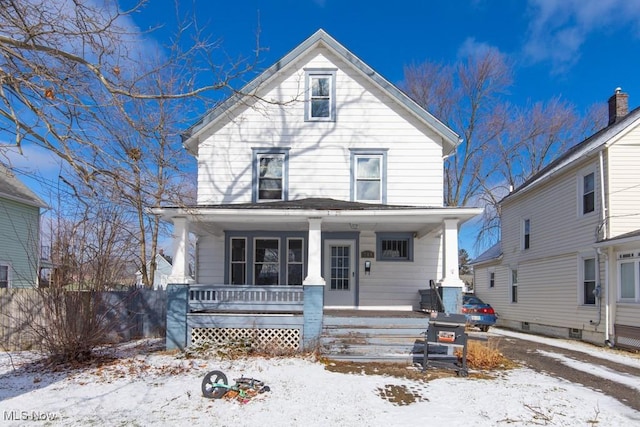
[154,198,483,237]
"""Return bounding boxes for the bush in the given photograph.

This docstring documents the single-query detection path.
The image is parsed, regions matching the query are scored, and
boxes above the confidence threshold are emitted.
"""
[460,339,514,370]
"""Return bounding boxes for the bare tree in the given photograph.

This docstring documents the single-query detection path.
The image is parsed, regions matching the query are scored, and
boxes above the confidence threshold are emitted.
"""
[402,50,604,248]
[404,49,512,208]
[0,0,255,286]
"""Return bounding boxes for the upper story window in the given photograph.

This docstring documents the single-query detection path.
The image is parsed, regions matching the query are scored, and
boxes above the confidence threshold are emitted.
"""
[252,148,290,202]
[305,69,336,121]
[581,171,595,215]
[0,264,9,288]
[377,232,413,261]
[350,149,388,203]
[489,269,495,288]
[522,219,531,250]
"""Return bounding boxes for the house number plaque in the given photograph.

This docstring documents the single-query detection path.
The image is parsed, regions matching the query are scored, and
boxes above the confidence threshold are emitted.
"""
[361,250,374,258]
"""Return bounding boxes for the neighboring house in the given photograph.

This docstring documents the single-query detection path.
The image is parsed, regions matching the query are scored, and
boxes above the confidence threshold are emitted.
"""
[135,250,173,290]
[472,89,640,350]
[0,165,47,288]
[154,29,481,312]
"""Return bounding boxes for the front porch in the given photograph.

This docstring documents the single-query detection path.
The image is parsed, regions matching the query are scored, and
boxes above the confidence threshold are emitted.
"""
[167,283,439,362]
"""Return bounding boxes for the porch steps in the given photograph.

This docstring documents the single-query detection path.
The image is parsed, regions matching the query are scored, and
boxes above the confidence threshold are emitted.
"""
[319,314,429,363]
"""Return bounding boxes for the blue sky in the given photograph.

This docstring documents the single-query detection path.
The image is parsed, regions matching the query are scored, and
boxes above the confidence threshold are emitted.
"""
[129,0,640,113]
[9,0,640,255]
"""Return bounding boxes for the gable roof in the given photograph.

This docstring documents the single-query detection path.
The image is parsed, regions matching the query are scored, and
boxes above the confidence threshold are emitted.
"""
[469,242,502,266]
[0,164,47,208]
[182,29,460,155]
[502,105,640,203]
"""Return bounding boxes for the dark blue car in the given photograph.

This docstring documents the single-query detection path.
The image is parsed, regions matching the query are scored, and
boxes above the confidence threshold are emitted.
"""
[462,294,497,332]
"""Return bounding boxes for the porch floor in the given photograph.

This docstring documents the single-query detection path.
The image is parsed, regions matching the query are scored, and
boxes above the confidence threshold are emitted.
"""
[323,309,430,318]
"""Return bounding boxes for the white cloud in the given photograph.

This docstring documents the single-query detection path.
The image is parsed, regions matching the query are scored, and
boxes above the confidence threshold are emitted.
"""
[457,37,503,60]
[524,0,640,73]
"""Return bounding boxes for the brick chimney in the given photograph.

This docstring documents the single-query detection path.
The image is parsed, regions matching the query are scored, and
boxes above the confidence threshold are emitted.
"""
[608,87,629,125]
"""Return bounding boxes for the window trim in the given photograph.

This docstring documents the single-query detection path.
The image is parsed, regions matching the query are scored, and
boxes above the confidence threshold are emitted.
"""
[511,268,518,303]
[286,237,305,286]
[253,237,281,286]
[229,238,247,285]
[579,170,596,216]
[580,255,597,305]
[350,149,388,203]
[617,251,640,302]
[0,263,10,289]
[252,148,290,203]
[225,232,306,286]
[488,268,495,288]
[522,218,531,250]
[376,232,413,262]
[304,69,337,122]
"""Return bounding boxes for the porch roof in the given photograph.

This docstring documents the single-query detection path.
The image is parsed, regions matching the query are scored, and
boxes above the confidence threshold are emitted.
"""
[153,198,483,236]
[594,228,640,250]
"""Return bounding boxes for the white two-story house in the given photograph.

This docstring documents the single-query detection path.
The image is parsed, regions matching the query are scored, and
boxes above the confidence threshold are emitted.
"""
[155,29,481,312]
[473,89,640,350]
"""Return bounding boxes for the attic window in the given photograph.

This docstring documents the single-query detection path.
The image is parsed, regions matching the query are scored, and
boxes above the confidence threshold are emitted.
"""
[305,69,336,121]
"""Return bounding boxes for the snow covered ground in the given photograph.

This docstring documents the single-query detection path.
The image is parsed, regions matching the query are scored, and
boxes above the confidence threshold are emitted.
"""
[1,329,639,426]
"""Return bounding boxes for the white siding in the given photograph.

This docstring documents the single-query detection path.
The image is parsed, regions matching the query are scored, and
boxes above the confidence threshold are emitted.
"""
[501,158,602,265]
[196,46,444,207]
[357,231,441,309]
[485,157,605,335]
[195,235,225,284]
[607,121,640,236]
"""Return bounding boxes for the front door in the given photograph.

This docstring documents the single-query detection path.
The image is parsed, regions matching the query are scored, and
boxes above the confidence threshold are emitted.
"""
[324,239,356,307]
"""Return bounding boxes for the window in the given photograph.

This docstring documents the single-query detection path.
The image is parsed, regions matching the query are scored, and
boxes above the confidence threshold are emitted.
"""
[618,252,640,301]
[582,172,595,215]
[305,69,336,121]
[252,148,289,202]
[523,219,530,250]
[226,234,306,285]
[489,269,495,288]
[287,238,304,285]
[350,149,388,203]
[230,238,247,285]
[377,233,413,261]
[511,269,518,303]
[582,257,596,305]
[254,238,280,285]
[0,265,8,288]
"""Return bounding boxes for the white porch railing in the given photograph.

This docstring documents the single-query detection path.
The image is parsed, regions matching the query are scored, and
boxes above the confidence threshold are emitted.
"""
[188,285,304,313]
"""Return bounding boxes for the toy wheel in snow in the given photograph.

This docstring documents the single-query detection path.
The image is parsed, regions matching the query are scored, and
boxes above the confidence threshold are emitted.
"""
[202,370,228,399]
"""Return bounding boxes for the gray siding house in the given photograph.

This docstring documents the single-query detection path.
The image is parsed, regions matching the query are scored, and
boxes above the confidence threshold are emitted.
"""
[473,89,640,350]
[0,165,47,288]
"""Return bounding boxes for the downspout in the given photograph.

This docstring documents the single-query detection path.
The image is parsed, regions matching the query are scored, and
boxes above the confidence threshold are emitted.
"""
[596,150,612,346]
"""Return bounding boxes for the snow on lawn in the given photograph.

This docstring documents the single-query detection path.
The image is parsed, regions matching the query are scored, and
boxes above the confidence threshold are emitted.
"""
[1,339,640,426]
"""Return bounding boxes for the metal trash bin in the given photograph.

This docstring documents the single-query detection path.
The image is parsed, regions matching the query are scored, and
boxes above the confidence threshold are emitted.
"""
[423,312,468,377]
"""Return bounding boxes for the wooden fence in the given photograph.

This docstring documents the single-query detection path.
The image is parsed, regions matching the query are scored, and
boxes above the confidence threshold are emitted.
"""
[0,288,167,351]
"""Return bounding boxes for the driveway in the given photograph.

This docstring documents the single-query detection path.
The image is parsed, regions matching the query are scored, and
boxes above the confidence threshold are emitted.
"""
[471,328,640,412]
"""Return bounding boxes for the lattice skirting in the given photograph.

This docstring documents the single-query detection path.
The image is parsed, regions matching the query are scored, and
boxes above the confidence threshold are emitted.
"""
[191,327,301,351]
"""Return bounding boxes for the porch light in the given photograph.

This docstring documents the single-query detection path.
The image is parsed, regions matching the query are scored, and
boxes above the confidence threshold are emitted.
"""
[349,223,359,230]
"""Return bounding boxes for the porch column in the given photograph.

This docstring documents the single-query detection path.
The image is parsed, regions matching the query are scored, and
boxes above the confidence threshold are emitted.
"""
[303,217,324,350]
[168,216,194,284]
[440,218,464,313]
[303,217,325,286]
